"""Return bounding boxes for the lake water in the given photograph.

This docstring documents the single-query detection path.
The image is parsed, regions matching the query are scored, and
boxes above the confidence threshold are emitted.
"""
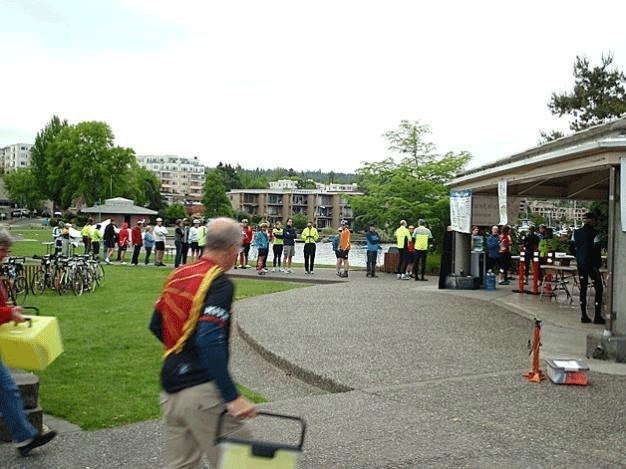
[253,242,396,267]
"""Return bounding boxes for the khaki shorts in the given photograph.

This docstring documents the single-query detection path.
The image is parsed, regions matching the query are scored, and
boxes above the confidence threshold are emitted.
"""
[283,245,295,257]
[160,382,251,468]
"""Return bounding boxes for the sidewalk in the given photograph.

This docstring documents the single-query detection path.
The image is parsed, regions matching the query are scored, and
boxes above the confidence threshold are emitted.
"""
[1,268,624,468]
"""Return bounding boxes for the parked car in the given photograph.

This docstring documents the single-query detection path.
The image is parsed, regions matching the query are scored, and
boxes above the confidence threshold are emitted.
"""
[11,208,30,218]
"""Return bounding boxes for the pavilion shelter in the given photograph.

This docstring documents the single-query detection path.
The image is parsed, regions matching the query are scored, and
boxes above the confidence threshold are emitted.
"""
[447,118,626,362]
[80,197,158,226]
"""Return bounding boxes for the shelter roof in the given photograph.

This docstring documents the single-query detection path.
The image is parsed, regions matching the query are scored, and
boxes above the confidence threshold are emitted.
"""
[448,118,626,200]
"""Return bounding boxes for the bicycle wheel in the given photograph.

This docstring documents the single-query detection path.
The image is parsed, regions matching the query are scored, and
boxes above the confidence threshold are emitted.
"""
[86,270,96,293]
[32,269,47,295]
[13,276,28,304]
[73,270,84,296]
[93,263,105,287]
[55,269,67,296]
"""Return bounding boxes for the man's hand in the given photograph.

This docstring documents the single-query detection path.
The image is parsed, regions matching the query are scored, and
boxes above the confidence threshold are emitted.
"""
[11,307,26,323]
[226,396,257,419]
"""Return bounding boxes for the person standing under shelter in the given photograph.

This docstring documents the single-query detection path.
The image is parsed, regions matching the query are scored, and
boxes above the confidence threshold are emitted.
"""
[522,225,540,284]
[301,221,319,274]
[572,212,605,324]
[130,220,143,266]
[485,225,501,276]
[395,220,412,280]
[413,219,433,281]
[0,231,57,457]
[153,217,168,267]
[149,218,257,468]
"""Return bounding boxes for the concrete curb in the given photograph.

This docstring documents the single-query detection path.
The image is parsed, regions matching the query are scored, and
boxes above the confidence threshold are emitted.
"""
[236,320,353,393]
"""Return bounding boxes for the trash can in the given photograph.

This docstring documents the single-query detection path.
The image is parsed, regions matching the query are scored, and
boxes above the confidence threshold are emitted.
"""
[216,411,306,469]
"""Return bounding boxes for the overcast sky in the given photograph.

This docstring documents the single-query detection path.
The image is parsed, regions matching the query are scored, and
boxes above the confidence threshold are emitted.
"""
[2,0,626,173]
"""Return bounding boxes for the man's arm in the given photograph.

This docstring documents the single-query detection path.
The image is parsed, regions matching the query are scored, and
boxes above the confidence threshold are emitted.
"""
[149,311,164,343]
[194,275,255,417]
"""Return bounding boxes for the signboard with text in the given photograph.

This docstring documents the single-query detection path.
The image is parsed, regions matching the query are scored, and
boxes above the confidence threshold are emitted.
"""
[472,195,523,227]
[449,189,472,233]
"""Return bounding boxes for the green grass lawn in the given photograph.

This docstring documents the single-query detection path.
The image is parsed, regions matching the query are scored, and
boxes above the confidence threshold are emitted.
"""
[6,229,306,430]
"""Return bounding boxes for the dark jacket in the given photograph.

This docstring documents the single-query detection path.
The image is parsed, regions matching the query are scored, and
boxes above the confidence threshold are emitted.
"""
[572,224,601,268]
[283,226,297,246]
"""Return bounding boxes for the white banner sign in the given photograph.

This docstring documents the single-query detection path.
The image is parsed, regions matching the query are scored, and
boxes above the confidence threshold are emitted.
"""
[498,179,508,226]
[449,189,472,233]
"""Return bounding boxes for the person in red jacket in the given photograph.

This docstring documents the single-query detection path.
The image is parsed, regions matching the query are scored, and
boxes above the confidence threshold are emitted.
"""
[0,231,57,456]
[130,220,144,266]
[117,222,130,264]
[238,219,253,269]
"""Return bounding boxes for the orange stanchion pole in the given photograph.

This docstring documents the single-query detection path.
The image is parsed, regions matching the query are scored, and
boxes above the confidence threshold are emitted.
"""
[524,318,545,383]
[513,248,525,293]
[530,251,540,295]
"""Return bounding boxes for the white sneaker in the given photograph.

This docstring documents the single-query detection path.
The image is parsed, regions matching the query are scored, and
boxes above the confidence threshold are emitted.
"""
[272,268,276,272]
[287,269,292,274]
[397,274,401,279]
[262,268,269,273]
[105,258,111,264]
[401,274,410,280]
[279,268,285,272]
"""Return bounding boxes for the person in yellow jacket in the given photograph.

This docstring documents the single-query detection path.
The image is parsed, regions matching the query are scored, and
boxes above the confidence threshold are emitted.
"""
[301,221,319,274]
[395,220,412,280]
[91,224,102,260]
[81,218,93,255]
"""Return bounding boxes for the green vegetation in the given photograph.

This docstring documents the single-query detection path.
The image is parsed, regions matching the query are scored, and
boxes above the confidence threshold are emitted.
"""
[350,120,471,249]
[5,116,163,212]
[8,229,305,430]
[541,53,626,141]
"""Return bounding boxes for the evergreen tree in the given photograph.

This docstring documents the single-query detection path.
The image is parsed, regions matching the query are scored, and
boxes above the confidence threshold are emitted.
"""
[541,53,626,140]
[203,169,234,218]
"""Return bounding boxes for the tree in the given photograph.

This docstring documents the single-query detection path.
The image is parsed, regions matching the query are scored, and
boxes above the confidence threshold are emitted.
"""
[3,169,44,209]
[543,53,626,138]
[382,120,436,164]
[164,203,187,225]
[351,121,471,243]
[292,213,308,230]
[203,169,234,218]
[215,162,242,191]
[30,115,68,193]
[36,121,135,209]
[121,165,163,211]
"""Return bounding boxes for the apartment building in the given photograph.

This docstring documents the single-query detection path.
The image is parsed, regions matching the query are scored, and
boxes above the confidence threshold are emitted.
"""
[228,184,361,228]
[528,200,587,225]
[1,143,33,173]
[136,155,206,204]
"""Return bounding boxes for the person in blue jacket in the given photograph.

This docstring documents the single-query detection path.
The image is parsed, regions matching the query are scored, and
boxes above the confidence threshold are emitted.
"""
[485,225,501,274]
[253,222,270,274]
[365,223,383,278]
[332,227,342,276]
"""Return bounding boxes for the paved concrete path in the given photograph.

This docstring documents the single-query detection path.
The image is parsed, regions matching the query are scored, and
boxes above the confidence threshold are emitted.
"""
[1,268,625,468]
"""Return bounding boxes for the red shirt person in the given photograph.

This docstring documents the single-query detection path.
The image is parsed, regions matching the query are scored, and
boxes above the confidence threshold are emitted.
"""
[130,221,144,266]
